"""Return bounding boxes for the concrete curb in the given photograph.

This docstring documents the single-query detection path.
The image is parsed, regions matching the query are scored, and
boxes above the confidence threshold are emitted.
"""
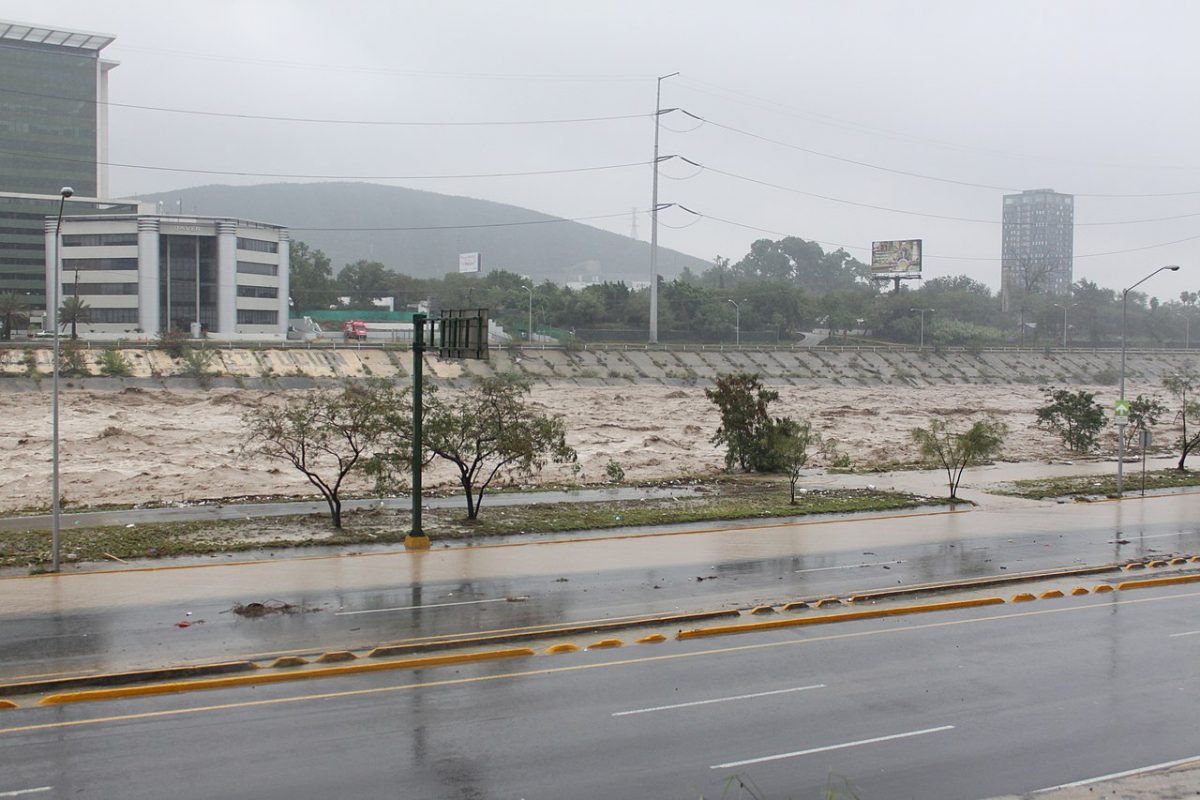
[365,608,739,658]
[1117,574,1200,591]
[38,647,536,706]
[0,660,258,698]
[846,564,1121,604]
[676,597,1006,640]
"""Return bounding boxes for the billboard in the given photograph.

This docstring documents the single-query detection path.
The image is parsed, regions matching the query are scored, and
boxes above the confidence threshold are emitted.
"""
[458,252,482,274]
[871,239,922,274]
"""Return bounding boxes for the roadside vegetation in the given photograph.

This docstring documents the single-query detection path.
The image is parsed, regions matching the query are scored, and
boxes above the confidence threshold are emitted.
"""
[0,477,948,570]
[996,469,1200,500]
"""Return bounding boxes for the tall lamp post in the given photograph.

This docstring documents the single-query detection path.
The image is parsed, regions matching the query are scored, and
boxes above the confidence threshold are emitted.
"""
[1051,302,1075,349]
[521,284,532,344]
[727,298,745,346]
[910,307,934,349]
[648,70,678,345]
[1118,264,1181,496]
[51,186,73,572]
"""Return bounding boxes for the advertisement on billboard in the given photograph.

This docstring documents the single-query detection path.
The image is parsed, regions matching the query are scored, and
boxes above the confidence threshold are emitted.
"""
[871,239,922,274]
[458,252,482,274]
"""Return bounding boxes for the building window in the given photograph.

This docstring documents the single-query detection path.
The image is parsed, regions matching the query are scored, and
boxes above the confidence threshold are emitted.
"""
[62,282,138,295]
[63,233,139,247]
[62,257,139,270]
[236,237,277,254]
[236,261,277,276]
[237,309,278,325]
[237,285,278,298]
[90,308,140,324]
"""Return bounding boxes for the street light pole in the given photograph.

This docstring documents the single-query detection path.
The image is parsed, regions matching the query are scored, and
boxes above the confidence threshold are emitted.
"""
[51,186,73,572]
[1118,264,1181,496]
[522,284,532,344]
[727,298,743,346]
[1052,303,1069,349]
[910,307,933,349]
[648,71,678,345]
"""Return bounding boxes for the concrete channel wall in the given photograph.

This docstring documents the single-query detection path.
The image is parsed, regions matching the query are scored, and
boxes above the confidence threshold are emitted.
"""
[0,343,1195,391]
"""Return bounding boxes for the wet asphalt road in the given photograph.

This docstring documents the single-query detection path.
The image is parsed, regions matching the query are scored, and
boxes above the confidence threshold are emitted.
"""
[0,495,1196,682]
[1,582,1198,799]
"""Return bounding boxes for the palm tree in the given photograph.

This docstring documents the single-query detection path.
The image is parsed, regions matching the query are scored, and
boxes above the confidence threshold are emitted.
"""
[0,293,27,341]
[58,296,91,340]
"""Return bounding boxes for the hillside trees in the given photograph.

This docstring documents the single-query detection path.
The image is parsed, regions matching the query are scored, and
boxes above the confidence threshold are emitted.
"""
[289,240,338,311]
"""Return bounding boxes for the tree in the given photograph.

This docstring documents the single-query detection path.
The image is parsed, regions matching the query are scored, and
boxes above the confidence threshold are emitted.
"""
[705,372,780,471]
[337,259,391,306]
[423,377,575,520]
[1164,373,1200,470]
[0,292,28,341]
[289,240,337,311]
[58,296,91,340]
[1121,394,1168,449]
[242,381,408,528]
[1035,387,1106,453]
[771,418,816,503]
[911,417,1008,499]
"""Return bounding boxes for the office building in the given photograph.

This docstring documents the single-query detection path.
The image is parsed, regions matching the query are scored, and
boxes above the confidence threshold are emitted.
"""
[1000,189,1074,312]
[46,213,290,338]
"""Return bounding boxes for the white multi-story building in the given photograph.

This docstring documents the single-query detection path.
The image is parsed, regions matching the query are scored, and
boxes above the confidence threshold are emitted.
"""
[44,213,289,339]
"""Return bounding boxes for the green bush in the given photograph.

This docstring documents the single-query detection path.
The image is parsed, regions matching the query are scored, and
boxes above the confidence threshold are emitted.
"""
[99,349,132,377]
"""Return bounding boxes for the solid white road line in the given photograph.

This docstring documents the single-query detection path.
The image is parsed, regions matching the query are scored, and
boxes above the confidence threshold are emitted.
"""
[710,725,955,769]
[1110,531,1199,542]
[1169,630,1200,638]
[794,560,902,574]
[335,597,513,616]
[612,684,826,717]
[0,789,52,798]
[1035,755,1200,791]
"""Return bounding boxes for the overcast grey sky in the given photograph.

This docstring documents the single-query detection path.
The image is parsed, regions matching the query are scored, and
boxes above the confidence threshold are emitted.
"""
[6,0,1199,298]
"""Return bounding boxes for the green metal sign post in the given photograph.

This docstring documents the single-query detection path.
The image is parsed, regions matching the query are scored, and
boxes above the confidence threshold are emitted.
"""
[404,313,431,549]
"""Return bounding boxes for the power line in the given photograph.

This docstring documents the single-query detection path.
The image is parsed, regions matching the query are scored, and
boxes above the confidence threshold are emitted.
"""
[291,211,636,232]
[678,109,1200,199]
[0,149,649,181]
[0,86,652,127]
[677,156,1200,227]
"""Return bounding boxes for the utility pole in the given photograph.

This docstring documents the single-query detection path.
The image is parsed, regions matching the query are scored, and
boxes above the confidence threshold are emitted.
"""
[649,71,678,345]
[51,186,73,572]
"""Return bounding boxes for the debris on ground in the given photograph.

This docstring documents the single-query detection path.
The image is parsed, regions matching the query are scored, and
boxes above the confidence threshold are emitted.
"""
[230,600,317,617]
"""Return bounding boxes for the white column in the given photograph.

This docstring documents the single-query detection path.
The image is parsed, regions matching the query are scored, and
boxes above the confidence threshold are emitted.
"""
[43,220,58,329]
[137,217,160,336]
[276,231,290,335]
[217,221,238,334]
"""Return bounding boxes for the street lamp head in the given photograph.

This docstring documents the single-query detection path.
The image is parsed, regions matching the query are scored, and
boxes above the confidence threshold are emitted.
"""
[1166,265,1181,272]
[59,187,74,198]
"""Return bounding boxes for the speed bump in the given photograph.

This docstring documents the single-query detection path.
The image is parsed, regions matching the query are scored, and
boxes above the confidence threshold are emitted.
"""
[587,639,623,650]
[1011,593,1037,603]
[0,700,16,710]
[1093,584,1114,593]
[636,634,666,644]
[1070,587,1089,596]
[545,643,579,655]
[1039,590,1065,600]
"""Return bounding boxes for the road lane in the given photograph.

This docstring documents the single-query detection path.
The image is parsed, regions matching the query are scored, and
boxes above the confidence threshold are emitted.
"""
[1,584,1198,799]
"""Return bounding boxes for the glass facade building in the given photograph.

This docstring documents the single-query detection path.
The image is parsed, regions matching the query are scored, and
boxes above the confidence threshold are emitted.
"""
[1000,189,1074,313]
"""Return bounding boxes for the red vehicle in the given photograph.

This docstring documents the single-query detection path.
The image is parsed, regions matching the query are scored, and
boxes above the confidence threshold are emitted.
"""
[342,319,368,340]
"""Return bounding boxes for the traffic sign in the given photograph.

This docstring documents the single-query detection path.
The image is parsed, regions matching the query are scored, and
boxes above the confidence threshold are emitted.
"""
[1114,399,1130,425]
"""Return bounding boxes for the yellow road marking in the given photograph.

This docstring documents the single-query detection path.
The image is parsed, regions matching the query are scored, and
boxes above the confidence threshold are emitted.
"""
[2,586,1197,738]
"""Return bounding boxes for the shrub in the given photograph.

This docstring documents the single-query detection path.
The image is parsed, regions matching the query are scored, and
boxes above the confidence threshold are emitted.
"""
[99,349,132,377]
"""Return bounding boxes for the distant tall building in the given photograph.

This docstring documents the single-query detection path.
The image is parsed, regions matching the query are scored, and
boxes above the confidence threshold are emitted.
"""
[1000,189,1074,313]
[0,20,121,312]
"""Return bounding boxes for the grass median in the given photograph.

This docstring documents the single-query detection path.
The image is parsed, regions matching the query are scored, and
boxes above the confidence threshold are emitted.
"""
[0,478,954,570]
[995,468,1200,499]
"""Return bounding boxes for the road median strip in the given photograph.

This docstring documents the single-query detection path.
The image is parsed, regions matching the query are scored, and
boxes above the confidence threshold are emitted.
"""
[676,597,1006,640]
[38,647,536,706]
[1116,574,1200,591]
[0,661,258,698]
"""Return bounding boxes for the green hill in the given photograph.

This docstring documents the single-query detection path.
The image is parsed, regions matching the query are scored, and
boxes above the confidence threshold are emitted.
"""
[134,182,711,283]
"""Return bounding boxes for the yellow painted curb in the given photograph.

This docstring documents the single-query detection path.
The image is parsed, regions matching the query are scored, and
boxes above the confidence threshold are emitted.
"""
[270,656,309,668]
[782,601,809,611]
[1170,557,1188,565]
[39,647,536,706]
[1011,593,1037,602]
[403,535,432,550]
[315,651,357,663]
[1070,587,1089,596]
[1124,563,1146,571]
[1093,584,1114,593]
[587,639,623,650]
[0,700,17,710]
[814,598,841,608]
[676,597,1005,640]
[544,643,579,655]
[636,634,666,644]
[1147,560,1168,568]
[1117,574,1200,592]
[750,606,775,615]
[1039,590,1064,600]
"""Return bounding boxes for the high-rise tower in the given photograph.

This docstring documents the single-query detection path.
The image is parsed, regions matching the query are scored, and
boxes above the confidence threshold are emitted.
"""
[1000,189,1074,313]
